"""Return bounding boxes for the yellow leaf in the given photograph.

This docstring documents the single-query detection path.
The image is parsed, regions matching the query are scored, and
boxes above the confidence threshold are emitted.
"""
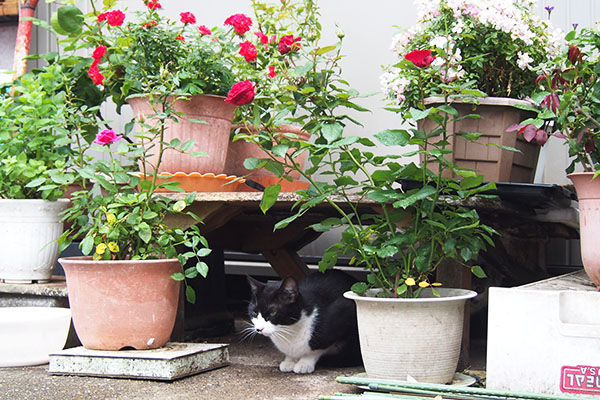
[173,200,186,212]
[405,277,416,286]
[107,242,120,253]
[95,243,107,255]
[432,282,442,287]
[418,281,430,288]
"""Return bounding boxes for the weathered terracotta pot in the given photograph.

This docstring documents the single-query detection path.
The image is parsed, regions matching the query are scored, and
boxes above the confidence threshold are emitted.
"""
[568,172,600,289]
[225,124,309,178]
[127,94,236,174]
[58,256,181,350]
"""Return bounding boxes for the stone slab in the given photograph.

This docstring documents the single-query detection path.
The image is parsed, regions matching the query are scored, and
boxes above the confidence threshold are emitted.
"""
[0,276,68,307]
[48,342,229,381]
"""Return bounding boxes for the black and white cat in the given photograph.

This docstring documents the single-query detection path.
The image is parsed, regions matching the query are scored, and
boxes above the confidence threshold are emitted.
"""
[246,270,362,374]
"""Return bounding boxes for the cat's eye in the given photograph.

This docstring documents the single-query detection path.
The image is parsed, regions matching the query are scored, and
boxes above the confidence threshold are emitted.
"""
[269,310,277,317]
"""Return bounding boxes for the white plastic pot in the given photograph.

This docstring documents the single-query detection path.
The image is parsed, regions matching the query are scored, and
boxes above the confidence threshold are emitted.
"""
[344,288,477,384]
[0,199,69,283]
[0,307,72,367]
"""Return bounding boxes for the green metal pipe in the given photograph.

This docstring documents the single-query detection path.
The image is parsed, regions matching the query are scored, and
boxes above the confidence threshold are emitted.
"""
[336,376,580,400]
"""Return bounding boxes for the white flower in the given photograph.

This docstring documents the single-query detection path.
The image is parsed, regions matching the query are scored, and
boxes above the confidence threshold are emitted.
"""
[517,51,534,70]
[430,35,448,49]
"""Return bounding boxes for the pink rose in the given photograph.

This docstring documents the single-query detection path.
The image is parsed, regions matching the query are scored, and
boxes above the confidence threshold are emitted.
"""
[405,49,435,68]
[268,65,277,78]
[94,129,122,145]
[225,80,256,105]
[239,41,257,62]
[180,12,196,25]
[278,34,301,55]
[224,13,252,36]
[146,0,161,10]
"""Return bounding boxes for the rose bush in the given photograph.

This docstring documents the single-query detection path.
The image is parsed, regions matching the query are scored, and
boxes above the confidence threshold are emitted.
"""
[381,0,564,114]
[50,0,259,109]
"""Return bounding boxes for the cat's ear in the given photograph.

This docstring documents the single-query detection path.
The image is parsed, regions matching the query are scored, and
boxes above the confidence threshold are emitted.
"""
[247,275,265,293]
[278,277,299,304]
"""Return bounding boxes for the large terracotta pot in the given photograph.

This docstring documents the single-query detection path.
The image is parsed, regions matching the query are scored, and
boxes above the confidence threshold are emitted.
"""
[58,256,181,350]
[127,94,236,174]
[344,288,476,383]
[0,199,69,283]
[419,97,539,183]
[225,124,310,177]
[225,124,310,191]
[568,172,600,289]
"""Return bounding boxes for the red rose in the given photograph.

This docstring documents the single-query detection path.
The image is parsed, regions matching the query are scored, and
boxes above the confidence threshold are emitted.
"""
[180,12,196,25]
[224,14,252,36]
[239,41,258,62]
[92,45,106,63]
[142,20,158,28]
[225,80,256,105]
[106,10,125,26]
[254,31,269,44]
[97,12,108,22]
[198,25,212,35]
[278,34,301,55]
[88,64,105,85]
[175,34,185,42]
[405,49,435,68]
[94,129,123,146]
[268,65,277,78]
[146,0,161,10]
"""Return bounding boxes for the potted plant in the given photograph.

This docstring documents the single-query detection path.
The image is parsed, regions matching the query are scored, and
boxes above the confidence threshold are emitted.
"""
[51,0,258,177]
[57,79,213,351]
[380,0,564,183]
[253,21,498,380]
[0,65,74,283]
[510,25,600,289]
[224,0,322,190]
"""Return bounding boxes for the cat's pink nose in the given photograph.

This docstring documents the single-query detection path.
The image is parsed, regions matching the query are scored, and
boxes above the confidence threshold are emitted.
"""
[256,327,263,332]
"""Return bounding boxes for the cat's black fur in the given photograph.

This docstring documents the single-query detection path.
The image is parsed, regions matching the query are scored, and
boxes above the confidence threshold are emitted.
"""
[247,270,362,373]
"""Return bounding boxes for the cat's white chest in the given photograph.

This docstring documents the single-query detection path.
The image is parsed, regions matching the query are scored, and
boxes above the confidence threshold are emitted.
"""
[259,310,317,358]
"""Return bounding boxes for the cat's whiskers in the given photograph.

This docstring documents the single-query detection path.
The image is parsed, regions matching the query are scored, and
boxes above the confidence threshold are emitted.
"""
[238,322,259,343]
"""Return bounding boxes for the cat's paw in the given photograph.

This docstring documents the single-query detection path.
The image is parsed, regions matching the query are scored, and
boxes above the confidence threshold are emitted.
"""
[293,359,316,374]
[279,359,296,372]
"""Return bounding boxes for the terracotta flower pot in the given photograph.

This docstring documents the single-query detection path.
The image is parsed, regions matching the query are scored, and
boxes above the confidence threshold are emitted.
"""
[568,172,600,289]
[225,124,309,178]
[225,124,310,191]
[58,256,181,351]
[127,94,236,174]
[419,97,539,183]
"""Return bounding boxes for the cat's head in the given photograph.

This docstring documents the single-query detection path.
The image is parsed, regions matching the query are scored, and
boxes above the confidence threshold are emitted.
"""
[246,275,302,337]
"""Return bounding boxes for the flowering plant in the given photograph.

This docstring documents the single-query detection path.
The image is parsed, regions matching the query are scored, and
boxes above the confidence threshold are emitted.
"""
[51,0,260,109]
[380,0,563,113]
[511,26,600,173]
[59,90,212,303]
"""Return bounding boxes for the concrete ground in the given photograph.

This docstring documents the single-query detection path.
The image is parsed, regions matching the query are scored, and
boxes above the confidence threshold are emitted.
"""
[0,320,365,400]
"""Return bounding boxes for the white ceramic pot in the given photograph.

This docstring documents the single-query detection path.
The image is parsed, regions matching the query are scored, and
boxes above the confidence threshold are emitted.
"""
[0,199,69,283]
[344,288,477,384]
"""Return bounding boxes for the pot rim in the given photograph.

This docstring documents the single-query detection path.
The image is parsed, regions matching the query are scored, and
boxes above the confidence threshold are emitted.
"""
[424,96,532,107]
[0,198,70,203]
[343,288,477,303]
[58,256,180,265]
